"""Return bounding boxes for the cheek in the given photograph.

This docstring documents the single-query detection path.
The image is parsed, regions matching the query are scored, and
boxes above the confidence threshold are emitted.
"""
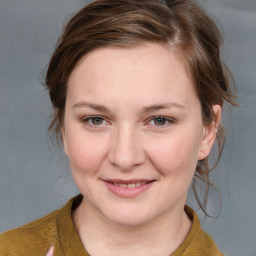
[65,131,109,176]
[146,132,201,176]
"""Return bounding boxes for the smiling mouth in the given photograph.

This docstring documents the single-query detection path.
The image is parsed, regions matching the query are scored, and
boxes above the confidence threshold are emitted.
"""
[102,179,155,196]
[108,181,150,188]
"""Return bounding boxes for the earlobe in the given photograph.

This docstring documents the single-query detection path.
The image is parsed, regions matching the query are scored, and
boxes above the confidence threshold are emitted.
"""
[198,105,222,160]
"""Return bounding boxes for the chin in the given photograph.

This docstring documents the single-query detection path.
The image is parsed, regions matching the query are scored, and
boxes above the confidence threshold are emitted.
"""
[109,215,149,227]
[103,207,154,227]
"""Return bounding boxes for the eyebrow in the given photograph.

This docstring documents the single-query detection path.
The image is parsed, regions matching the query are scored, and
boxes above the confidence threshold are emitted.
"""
[142,103,185,113]
[72,101,186,113]
[72,102,110,112]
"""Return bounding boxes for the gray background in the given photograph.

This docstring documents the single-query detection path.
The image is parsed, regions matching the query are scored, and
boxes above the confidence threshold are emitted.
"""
[0,0,255,255]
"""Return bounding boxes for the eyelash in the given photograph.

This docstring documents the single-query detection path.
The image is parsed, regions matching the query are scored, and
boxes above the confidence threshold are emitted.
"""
[81,116,108,127]
[149,116,175,127]
[81,116,175,128]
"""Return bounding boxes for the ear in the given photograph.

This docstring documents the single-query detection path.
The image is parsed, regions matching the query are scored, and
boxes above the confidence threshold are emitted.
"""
[198,105,222,160]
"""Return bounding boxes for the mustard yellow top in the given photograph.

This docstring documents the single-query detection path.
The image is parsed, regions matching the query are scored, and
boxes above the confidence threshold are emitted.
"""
[0,195,224,256]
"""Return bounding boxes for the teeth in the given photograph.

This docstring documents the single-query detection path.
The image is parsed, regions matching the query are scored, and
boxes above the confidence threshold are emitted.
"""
[113,182,148,188]
[135,182,141,187]
[128,183,136,188]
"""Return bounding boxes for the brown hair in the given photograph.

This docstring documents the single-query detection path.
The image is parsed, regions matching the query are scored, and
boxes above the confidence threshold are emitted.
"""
[44,0,238,216]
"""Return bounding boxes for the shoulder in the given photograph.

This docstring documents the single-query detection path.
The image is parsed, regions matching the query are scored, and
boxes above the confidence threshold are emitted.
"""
[0,209,59,256]
[186,228,224,256]
[172,205,225,256]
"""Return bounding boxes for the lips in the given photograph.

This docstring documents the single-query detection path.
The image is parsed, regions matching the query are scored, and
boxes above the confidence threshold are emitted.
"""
[102,179,155,198]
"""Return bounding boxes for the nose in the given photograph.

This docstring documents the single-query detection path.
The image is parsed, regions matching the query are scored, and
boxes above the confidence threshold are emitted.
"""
[108,126,146,171]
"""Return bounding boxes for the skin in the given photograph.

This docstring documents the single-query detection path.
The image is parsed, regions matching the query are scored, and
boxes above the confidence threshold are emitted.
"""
[62,43,221,256]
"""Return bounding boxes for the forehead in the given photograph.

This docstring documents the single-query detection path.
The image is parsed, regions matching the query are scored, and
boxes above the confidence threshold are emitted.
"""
[67,43,198,109]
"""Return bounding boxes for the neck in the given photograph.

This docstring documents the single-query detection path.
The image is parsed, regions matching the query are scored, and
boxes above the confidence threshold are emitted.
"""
[73,199,192,256]
[73,200,191,256]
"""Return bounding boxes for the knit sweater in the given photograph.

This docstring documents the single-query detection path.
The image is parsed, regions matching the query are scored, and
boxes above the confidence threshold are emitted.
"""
[0,195,224,255]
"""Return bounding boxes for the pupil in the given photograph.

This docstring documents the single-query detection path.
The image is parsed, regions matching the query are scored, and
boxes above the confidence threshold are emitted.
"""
[92,117,103,125]
[154,117,165,125]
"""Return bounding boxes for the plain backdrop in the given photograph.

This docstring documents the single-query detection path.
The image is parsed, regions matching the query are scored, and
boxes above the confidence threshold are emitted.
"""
[0,0,255,255]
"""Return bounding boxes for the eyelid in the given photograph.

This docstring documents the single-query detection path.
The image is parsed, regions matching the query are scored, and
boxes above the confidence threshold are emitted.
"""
[81,115,110,127]
[148,116,175,126]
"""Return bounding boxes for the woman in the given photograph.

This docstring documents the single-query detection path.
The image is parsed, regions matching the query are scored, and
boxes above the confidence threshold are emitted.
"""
[0,0,237,255]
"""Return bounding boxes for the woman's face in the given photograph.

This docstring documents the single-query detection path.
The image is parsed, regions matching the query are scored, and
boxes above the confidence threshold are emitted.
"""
[63,43,219,226]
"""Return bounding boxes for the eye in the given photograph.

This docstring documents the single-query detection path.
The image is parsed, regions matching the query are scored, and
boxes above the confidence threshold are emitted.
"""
[149,116,174,126]
[82,116,107,126]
